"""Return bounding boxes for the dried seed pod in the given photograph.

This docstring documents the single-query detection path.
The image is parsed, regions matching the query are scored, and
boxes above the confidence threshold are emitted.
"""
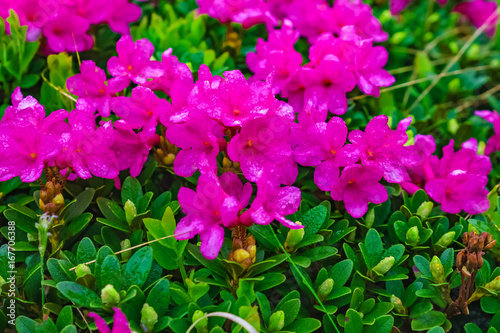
[485,239,497,251]
[463,232,470,245]
[456,251,465,269]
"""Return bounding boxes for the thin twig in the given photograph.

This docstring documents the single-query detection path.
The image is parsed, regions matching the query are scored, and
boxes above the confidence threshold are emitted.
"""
[41,68,77,102]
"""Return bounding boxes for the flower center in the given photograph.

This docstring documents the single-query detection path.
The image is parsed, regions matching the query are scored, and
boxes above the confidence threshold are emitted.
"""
[330,149,337,156]
[30,152,37,159]
[246,140,253,147]
[323,79,333,87]
[348,179,355,185]
[203,142,212,146]
[234,109,240,116]
[127,65,133,71]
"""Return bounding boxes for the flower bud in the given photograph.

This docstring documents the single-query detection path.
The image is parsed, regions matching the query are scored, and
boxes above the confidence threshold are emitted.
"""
[317,278,334,301]
[222,156,232,168]
[162,153,176,166]
[52,193,65,206]
[484,276,500,293]
[406,226,420,247]
[268,310,285,332]
[233,249,250,262]
[430,256,445,284]
[365,207,375,228]
[478,141,486,155]
[416,201,433,219]
[390,295,406,315]
[192,310,208,333]
[436,231,455,248]
[101,284,120,306]
[284,223,304,252]
[124,200,137,224]
[121,239,132,262]
[75,264,91,278]
[141,303,158,332]
[372,256,395,275]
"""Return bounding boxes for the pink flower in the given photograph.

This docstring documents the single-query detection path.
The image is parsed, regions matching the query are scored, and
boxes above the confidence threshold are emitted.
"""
[475,110,500,154]
[227,117,297,185]
[401,134,439,194]
[241,177,302,229]
[107,36,164,85]
[390,0,413,15]
[219,172,253,228]
[331,164,388,218]
[56,101,119,180]
[425,172,489,214]
[165,112,220,177]
[42,10,94,53]
[67,61,129,117]
[88,307,132,333]
[349,115,412,183]
[175,172,241,259]
[111,86,171,137]
[454,0,498,37]
[438,139,491,178]
[293,117,360,191]
[106,0,141,35]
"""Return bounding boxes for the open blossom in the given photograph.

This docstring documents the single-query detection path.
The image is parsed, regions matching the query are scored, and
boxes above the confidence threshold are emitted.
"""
[476,110,500,154]
[438,139,491,177]
[0,89,68,182]
[107,36,164,85]
[292,117,360,191]
[89,307,132,333]
[330,164,388,218]
[401,134,439,194]
[454,0,498,37]
[219,172,253,228]
[111,86,172,137]
[165,112,220,177]
[227,116,297,185]
[106,0,142,35]
[175,172,241,259]
[240,176,302,229]
[349,115,412,183]
[67,60,129,117]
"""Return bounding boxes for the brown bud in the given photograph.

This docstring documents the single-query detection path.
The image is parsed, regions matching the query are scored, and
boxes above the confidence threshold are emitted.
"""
[477,252,484,268]
[478,232,488,250]
[467,253,478,269]
[463,232,470,245]
[246,235,256,246]
[232,238,243,251]
[456,251,465,269]
[462,266,472,277]
[469,234,478,251]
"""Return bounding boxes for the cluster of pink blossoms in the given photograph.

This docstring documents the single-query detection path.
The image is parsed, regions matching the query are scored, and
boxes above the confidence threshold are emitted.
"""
[196,0,387,43]
[391,0,498,37]
[0,0,143,53]
[0,36,495,260]
[247,22,394,117]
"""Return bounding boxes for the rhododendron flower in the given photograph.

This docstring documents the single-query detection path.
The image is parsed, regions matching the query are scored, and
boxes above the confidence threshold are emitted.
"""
[390,0,447,15]
[56,101,119,180]
[331,164,388,218]
[42,11,94,53]
[246,20,303,94]
[476,110,500,154]
[219,172,253,228]
[454,0,498,37]
[106,0,141,35]
[438,139,491,177]
[107,36,164,85]
[88,307,132,333]
[165,113,219,177]
[401,134,439,194]
[143,48,194,96]
[227,117,297,185]
[284,0,333,42]
[349,115,412,183]
[111,86,171,137]
[293,117,360,191]
[425,171,489,214]
[241,177,302,229]
[175,172,241,259]
[67,61,129,117]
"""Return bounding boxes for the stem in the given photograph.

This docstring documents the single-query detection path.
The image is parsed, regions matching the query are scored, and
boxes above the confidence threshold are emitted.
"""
[186,312,258,333]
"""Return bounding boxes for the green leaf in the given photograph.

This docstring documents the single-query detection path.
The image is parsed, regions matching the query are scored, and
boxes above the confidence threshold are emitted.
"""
[122,177,143,207]
[76,237,96,266]
[146,279,170,317]
[61,212,93,239]
[285,318,322,333]
[122,246,153,289]
[187,244,227,278]
[56,281,103,308]
[302,205,327,239]
[61,188,95,222]
[302,246,338,262]
[56,306,73,332]
[254,273,286,292]
[465,323,483,333]
[344,309,363,333]
[329,259,353,288]
[413,255,432,279]
[16,316,36,333]
[411,311,446,331]
[246,254,287,277]
[98,254,122,292]
[256,292,271,325]
[96,217,130,233]
[47,259,73,283]
[481,297,500,314]
[364,315,394,333]
[361,229,383,269]
[440,248,454,275]
[275,299,300,327]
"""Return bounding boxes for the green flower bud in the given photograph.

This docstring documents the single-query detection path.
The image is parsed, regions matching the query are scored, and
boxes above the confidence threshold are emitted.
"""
[448,78,461,94]
[75,264,91,278]
[141,303,158,332]
[124,200,137,224]
[436,231,456,248]
[430,256,445,284]
[416,201,433,219]
[448,119,459,135]
[390,295,407,315]
[101,284,120,307]
[317,278,334,301]
[284,223,304,252]
[0,275,6,287]
[121,239,132,262]
[192,310,208,333]
[372,256,395,276]
[390,31,406,44]
[268,310,285,332]
[466,43,480,60]
[478,141,486,156]
[406,226,420,247]
[484,276,500,293]
[365,207,375,228]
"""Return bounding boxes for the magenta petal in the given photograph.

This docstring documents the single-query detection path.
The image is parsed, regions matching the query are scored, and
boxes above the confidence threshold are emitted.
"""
[88,313,111,333]
[173,149,200,177]
[314,160,340,191]
[200,225,225,260]
[111,308,132,333]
